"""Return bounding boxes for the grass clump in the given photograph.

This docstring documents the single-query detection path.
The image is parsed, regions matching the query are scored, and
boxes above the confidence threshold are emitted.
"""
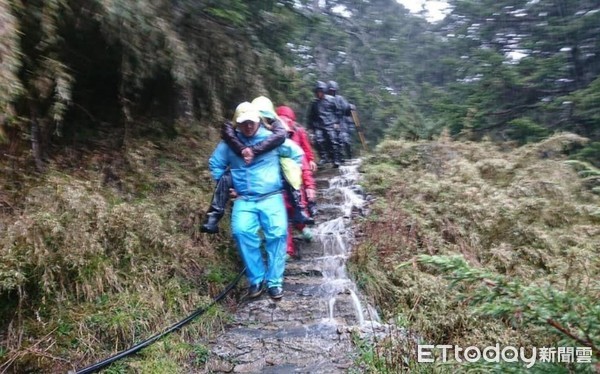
[0,124,240,373]
[351,133,600,372]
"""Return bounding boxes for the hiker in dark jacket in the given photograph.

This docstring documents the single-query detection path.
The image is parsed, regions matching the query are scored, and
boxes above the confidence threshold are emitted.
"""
[306,81,342,168]
[327,80,354,160]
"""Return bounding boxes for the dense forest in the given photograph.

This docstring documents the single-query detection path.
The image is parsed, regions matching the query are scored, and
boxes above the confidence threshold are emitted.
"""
[1,0,599,372]
[1,0,599,163]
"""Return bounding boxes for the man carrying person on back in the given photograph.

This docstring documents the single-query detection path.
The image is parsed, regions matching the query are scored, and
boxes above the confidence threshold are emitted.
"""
[208,102,304,300]
[201,96,313,234]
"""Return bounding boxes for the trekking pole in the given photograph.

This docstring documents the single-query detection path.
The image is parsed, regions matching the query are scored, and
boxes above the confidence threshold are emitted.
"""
[350,109,368,152]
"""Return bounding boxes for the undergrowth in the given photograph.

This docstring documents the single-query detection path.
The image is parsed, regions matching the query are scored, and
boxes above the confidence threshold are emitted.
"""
[349,132,600,372]
[0,122,241,373]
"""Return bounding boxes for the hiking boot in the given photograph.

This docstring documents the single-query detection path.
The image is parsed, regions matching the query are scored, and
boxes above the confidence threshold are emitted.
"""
[200,212,221,234]
[284,183,315,226]
[307,201,318,218]
[317,158,330,167]
[301,227,314,242]
[345,144,353,160]
[247,283,263,298]
[200,172,232,234]
[293,208,315,226]
[268,286,283,300]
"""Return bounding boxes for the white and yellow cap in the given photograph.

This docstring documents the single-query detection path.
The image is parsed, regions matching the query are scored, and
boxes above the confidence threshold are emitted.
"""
[233,101,260,124]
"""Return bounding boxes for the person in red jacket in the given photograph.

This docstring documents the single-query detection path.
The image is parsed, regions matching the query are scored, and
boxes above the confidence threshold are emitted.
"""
[276,105,317,172]
[276,106,318,258]
[276,105,318,218]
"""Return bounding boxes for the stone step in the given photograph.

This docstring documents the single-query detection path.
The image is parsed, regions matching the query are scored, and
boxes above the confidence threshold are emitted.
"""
[205,318,393,373]
[285,257,351,281]
[294,238,352,260]
[284,265,323,278]
[290,239,324,257]
[218,320,347,341]
[230,289,367,326]
[206,320,356,373]
[315,190,347,205]
[282,275,356,295]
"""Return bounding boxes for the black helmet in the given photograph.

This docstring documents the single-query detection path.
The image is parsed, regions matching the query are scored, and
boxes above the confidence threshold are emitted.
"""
[314,81,327,92]
[327,80,339,92]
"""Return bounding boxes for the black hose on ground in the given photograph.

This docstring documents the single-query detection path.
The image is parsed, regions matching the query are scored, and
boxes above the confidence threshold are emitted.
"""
[73,267,246,374]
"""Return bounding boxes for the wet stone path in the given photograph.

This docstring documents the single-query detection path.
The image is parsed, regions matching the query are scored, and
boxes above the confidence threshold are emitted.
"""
[204,160,385,373]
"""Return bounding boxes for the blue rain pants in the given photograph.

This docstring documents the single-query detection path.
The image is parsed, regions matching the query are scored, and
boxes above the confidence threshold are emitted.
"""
[231,193,288,288]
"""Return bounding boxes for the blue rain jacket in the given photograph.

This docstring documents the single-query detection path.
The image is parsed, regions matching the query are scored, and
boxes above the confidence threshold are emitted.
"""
[208,125,304,288]
[209,125,304,197]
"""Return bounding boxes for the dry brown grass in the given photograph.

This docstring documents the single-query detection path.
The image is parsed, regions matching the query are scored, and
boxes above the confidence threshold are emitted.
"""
[0,123,240,372]
[351,133,600,356]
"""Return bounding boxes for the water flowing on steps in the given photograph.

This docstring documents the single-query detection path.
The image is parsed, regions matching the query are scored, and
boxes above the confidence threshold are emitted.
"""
[204,159,387,373]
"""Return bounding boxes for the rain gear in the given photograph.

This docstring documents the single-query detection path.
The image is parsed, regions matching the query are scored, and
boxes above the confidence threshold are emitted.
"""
[331,94,354,160]
[251,96,280,123]
[280,157,302,190]
[209,125,304,288]
[222,103,309,223]
[284,155,316,256]
[276,106,316,164]
[276,105,318,257]
[306,92,342,165]
[306,94,338,131]
[221,120,287,157]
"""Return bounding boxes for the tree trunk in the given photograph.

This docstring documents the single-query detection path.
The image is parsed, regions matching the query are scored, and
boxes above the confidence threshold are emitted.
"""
[312,0,320,11]
[30,115,44,172]
[174,83,194,123]
[120,96,132,151]
[314,44,329,75]
[570,46,584,89]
